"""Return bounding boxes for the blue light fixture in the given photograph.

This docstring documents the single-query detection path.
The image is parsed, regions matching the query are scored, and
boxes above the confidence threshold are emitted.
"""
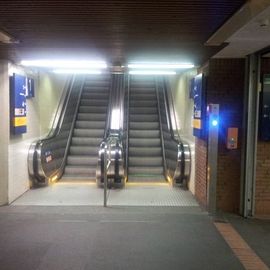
[211,119,218,127]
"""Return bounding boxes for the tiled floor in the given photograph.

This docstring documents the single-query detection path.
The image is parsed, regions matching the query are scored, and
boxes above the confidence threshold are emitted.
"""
[0,205,244,270]
[13,182,198,206]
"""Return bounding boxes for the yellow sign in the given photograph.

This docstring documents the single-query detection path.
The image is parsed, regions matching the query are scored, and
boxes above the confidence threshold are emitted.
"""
[193,119,201,129]
[14,117,27,127]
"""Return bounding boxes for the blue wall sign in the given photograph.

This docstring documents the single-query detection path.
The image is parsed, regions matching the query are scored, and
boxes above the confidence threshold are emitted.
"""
[192,73,205,138]
[10,73,27,134]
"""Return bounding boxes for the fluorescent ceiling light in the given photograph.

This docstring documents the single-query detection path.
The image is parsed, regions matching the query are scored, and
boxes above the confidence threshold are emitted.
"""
[21,60,107,69]
[129,70,176,75]
[53,69,102,74]
[128,63,194,69]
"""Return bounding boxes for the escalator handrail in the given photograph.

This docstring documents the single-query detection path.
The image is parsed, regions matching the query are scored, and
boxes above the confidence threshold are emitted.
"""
[104,74,114,138]
[160,77,191,184]
[98,74,125,186]
[31,76,85,181]
[155,77,168,177]
[162,77,182,144]
[125,74,130,179]
[28,76,74,181]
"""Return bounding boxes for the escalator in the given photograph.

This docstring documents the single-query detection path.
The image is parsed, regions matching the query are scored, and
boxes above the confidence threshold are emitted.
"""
[62,76,110,181]
[28,72,190,189]
[124,75,190,187]
[127,76,165,182]
[28,74,111,185]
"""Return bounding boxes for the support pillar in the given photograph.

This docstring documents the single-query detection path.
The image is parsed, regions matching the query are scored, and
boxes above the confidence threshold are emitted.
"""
[0,60,10,205]
[241,54,260,217]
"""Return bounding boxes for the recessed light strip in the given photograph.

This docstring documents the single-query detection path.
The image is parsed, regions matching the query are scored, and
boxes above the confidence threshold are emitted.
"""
[21,60,107,69]
[53,69,102,74]
[128,63,194,69]
[129,70,176,75]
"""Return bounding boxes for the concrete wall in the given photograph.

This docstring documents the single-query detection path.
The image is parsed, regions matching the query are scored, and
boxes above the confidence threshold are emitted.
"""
[169,70,196,194]
[0,64,67,204]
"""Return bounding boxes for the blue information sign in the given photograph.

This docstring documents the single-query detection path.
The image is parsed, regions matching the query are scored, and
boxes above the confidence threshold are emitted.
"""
[192,74,205,138]
[10,73,27,134]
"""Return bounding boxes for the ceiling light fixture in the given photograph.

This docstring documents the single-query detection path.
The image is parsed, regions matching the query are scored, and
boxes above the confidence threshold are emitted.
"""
[21,60,107,69]
[53,69,102,74]
[128,63,194,69]
[129,70,176,75]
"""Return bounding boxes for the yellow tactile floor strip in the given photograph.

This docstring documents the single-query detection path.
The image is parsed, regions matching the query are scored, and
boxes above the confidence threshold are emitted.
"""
[214,222,269,270]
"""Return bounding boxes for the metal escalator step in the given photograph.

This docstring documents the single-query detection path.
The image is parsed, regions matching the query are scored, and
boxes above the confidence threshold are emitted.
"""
[130,90,156,95]
[71,137,102,146]
[129,130,160,138]
[60,175,96,182]
[70,146,99,155]
[77,113,106,121]
[80,99,108,106]
[129,122,159,130]
[64,165,96,177]
[129,114,158,122]
[75,121,105,129]
[129,147,162,156]
[129,93,156,100]
[129,107,157,114]
[82,91,109,96]
[79,106,107,113]
[67,156,97,166]
[129,138,161,147]
[84,83,110,88]
[128,166,164,175]
[73,129,104,137]
[81,93,109,99]
[128,175,166,182]
[129,157,163,166]
[129,100,157,107]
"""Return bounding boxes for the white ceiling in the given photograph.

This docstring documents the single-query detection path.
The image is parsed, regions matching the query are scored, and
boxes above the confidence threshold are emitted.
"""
[214,6,270,58]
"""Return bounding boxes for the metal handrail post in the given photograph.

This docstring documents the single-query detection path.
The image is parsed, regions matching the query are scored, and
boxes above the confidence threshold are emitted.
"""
[103,147,108,207]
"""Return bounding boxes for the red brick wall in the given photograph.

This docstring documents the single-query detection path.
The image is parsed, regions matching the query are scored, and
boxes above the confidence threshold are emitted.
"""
[256,142,270,215]
[255,58,270,216]
[195,59,245,213]
[195,137,207,207]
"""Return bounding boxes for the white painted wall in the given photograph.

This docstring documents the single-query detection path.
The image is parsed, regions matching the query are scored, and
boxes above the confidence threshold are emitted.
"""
[8,64,40,202]
[39,73,68,135]
[169,70,197,194]
[0,61,10,205]
[4,65,67,204]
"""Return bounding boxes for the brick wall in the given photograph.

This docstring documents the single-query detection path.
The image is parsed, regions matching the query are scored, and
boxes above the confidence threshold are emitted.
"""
[195,59,245,213]
[255,58,270,216]
[208,59,245,213]
[195,137,207,207]
[256,142,270,215]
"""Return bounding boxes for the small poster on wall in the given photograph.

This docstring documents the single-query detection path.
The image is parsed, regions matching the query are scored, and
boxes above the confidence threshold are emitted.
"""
[10,73,27,134]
